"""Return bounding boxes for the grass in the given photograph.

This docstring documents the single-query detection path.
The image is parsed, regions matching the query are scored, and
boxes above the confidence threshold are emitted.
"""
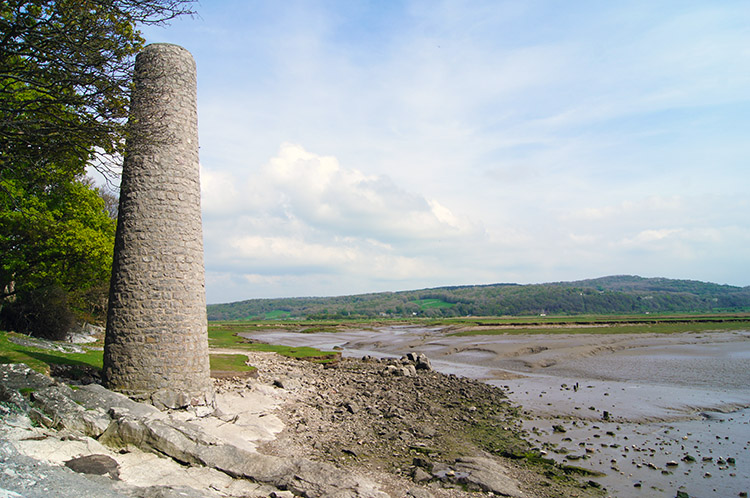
[0,322,338,378]
[0,331,104,375]
[211,311,750,329]
[208,323,340,362]
[209,353,256,374]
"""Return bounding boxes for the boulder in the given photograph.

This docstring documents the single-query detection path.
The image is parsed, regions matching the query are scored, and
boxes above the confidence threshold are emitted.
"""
[453,456,526,498]
[98,409,389,497]
[0,363,55,388]
[402,353,433,371]
[69,383,161,419]
[29,385,110,436]
[64,454,120,479]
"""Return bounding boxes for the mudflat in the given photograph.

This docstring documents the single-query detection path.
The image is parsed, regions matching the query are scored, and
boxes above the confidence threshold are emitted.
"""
[243,326,750,498]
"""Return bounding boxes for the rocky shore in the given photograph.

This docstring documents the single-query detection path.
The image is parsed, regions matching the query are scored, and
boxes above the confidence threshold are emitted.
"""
[0,352,602,498]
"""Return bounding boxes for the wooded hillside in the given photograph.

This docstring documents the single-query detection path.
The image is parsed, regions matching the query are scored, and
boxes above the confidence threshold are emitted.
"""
[207,275,750,320]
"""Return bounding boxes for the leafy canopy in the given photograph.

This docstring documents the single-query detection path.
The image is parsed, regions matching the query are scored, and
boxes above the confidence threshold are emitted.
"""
[0,0,196,182]
[0,0,195,335]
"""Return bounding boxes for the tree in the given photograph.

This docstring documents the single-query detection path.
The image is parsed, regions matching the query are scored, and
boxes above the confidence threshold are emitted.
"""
[0,175,116,337]
[0,0,195,335]
[1,0,196,185]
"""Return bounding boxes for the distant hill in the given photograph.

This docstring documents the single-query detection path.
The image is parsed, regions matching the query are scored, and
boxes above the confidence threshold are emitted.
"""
[206,275,750,321]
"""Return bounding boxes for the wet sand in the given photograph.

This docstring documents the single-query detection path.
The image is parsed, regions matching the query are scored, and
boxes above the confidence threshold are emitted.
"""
[242,326,750,497]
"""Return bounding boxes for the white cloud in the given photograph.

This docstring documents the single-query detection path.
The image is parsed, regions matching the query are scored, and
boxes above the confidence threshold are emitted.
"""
[199,166,240,215]
[200,143,484,299]
[621,228,682,247]
[203,143,476,242]
[229,235,358,268]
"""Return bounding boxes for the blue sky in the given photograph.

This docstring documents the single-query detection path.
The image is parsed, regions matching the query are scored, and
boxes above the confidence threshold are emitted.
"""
[132,1,749,303]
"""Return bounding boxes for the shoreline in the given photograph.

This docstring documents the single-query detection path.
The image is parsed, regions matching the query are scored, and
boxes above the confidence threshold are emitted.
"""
[2,325,748,497]
[242,326,750,497]
[0,356,601,498]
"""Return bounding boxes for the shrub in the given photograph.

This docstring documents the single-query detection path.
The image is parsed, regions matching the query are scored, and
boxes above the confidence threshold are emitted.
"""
[0,285,75,340]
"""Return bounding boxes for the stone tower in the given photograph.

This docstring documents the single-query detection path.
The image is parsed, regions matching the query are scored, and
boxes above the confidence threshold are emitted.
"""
[104,44,213,408]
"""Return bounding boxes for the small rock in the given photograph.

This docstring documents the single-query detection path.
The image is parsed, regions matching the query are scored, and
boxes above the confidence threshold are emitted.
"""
[270,492,295,498]
[406,487,434,498]
[272,377,302,390]
[412,467,432,483]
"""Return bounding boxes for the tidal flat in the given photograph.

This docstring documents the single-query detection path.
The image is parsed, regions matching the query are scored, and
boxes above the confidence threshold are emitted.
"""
[242,325,750,498]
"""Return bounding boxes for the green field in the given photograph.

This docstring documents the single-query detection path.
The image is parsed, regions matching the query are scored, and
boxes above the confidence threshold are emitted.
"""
[209,312,750,335]
[263,309,292,319]
[413,298,456,310]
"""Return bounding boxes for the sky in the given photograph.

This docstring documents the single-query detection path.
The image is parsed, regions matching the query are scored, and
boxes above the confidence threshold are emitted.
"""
[125,0,749,304]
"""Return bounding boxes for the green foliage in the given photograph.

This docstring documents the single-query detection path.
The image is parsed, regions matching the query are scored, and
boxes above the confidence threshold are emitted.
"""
[413,298,455,310]
[0,0,196,181]
[0,285,75,340]
[0,176,116,334]
[208,276,750,320]
[0,0,195,334]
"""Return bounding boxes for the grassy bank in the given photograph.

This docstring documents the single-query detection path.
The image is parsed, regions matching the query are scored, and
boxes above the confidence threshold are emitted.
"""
[208,323,340,362]
[0,325,338,377]
[0,331,103,375]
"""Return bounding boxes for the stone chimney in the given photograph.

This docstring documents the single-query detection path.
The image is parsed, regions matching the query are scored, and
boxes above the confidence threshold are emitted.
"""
[104,44,213,409]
